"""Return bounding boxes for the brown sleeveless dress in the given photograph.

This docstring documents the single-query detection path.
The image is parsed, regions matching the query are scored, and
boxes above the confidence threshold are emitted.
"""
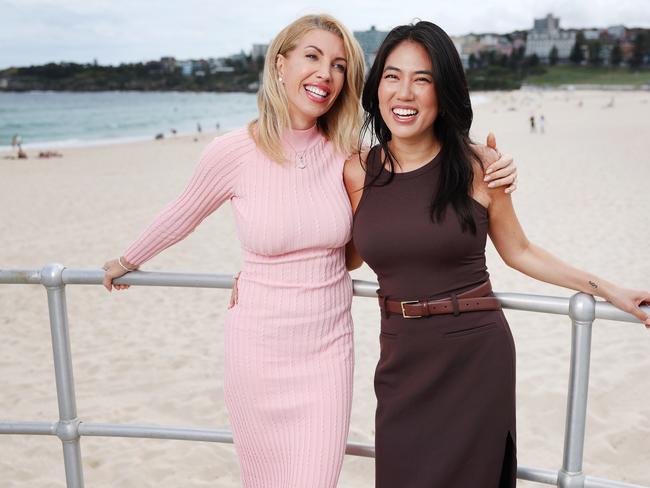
[352,146,517,488]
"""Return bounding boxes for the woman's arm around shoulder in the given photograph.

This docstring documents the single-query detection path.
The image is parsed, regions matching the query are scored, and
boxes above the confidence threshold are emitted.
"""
[343,150,367,212]
[343,150,369,271]
[470,132,518,194]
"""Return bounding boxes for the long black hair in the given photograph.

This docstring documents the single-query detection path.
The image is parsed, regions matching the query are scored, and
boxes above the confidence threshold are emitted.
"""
[360,20,480,234]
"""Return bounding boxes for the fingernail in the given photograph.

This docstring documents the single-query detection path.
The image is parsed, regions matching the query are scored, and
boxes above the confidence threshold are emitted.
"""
[488,182,496,188]
[484,176,490,182]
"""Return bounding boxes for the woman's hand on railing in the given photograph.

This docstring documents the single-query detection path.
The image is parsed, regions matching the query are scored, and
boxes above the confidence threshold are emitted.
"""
[102,257,136,292]
[605,286,650,328]
[228,272,240,308]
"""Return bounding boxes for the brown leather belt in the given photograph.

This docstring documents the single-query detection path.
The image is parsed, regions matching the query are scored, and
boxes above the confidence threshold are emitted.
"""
[378,281,501,319]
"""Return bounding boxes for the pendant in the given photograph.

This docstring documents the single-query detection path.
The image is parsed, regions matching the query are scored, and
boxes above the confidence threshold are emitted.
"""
[297,154,306,169]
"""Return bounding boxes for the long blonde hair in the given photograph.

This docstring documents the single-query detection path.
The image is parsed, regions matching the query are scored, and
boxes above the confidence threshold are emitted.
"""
[249,14,365,162]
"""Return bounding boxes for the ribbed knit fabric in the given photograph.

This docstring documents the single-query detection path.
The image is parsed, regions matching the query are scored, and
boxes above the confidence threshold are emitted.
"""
[123,126,354,488]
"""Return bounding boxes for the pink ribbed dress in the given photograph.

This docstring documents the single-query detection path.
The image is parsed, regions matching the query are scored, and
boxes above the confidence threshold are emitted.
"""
[123,125,354,487]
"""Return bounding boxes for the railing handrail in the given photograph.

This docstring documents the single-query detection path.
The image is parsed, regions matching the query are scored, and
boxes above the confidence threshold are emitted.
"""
[1,267,646,322]
[1,264,648,488]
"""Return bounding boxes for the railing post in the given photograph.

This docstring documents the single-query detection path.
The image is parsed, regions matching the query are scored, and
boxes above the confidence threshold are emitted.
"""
[558,292,596,488]
[41,263,85,488]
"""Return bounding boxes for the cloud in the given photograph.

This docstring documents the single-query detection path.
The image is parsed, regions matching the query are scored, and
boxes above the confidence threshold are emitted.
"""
[1,0,649,68]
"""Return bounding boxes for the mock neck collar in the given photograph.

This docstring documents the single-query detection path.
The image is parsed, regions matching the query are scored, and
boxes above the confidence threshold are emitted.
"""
[282,124,321,152]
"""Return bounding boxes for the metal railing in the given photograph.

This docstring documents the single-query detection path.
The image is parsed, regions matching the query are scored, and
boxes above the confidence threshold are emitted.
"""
[1,263,648,488]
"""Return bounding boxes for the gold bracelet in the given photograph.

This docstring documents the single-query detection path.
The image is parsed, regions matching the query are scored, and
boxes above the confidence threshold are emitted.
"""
[118,256,136,272]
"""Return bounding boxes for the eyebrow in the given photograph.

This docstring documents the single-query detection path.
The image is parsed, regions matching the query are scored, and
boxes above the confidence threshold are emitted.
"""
[384,65,433,76]
[304,45,347,63]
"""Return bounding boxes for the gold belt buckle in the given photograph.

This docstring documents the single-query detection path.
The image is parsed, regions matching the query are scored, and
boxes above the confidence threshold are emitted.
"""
[400,300,422,319]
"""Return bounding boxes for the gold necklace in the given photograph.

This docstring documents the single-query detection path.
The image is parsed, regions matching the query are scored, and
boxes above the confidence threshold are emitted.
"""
[285,138,309,169]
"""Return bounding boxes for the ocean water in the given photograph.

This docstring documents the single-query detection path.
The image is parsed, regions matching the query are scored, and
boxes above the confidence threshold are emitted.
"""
[0,91,259,150]
[0,91,490,151]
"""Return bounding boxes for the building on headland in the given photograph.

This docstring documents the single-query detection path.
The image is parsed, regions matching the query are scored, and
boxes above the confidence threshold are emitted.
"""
[179,60,193,77]
[229,51,248,63]
[451,33,518,69]
[571,24,635,66]
[583,29,601,41]
[251,44,268,61]
[354,25,389,69]
[177,52,251,77]
[525,13,576,61]
[159,57,177,73]
[607,25,627,40]
[476,34,500,51]
[452,34,481,68]
[208,58,235,73]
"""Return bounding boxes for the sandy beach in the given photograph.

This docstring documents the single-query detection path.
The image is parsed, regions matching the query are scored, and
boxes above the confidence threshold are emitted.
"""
[1,89,649,487]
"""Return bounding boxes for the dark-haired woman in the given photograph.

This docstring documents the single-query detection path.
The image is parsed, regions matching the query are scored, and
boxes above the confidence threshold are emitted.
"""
[344,21,650,487]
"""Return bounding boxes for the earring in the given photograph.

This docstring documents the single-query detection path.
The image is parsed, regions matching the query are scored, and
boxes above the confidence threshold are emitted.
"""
[278,76,283,82]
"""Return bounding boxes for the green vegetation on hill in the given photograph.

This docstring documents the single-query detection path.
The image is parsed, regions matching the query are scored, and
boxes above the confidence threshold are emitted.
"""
[524,65,650,86]
[2,60,649,93]
[0,60,260,92]
[466,66,522,90]
[465,48,546,90]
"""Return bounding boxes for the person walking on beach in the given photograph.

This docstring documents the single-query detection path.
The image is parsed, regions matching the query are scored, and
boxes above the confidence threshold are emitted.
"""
[102,14,517,487]
[11,133,26,158]
[344,21,650,488]
[539,114,545,133]
[529,114,536,132]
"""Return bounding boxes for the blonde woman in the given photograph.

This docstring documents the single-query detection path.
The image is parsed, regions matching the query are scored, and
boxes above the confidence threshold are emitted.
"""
[102,14,517,487]
[101,15,363,487]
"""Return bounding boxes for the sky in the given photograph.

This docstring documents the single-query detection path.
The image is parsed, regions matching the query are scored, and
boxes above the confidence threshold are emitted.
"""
[2,0,650,69]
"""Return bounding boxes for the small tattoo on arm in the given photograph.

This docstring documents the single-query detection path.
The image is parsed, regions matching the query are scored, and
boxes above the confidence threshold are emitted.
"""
[589,281,598,289]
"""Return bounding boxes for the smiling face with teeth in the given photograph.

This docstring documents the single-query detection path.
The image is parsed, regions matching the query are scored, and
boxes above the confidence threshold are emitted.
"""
[276,29,348,130]
[378,40,439,143]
